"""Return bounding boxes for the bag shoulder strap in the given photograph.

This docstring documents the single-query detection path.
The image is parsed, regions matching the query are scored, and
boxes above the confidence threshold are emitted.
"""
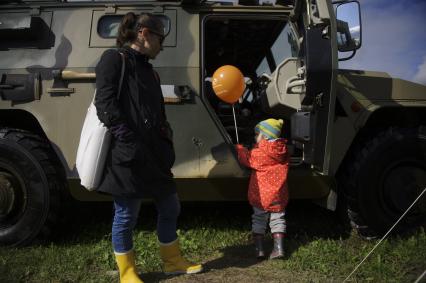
[152,70,160,84]
[117,52,126,100]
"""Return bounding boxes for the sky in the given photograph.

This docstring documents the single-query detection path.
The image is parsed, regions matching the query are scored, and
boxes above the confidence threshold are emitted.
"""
[339,0,426,85]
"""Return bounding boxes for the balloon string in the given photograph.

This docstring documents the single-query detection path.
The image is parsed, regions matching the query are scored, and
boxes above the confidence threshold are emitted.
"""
[232,104,239,144]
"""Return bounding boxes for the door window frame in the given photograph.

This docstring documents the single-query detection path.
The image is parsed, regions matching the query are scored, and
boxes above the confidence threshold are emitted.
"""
[89,9,177,48]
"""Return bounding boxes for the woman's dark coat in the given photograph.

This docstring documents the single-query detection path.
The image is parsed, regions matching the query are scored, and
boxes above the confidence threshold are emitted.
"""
[94,46,176,199]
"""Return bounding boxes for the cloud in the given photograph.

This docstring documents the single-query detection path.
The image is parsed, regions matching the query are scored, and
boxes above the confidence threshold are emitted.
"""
[413,56,426,85]
[340,0,426,83]
[349,26,360,33]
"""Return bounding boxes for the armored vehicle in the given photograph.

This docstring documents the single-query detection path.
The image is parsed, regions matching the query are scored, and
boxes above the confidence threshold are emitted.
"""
[0,0,425,247]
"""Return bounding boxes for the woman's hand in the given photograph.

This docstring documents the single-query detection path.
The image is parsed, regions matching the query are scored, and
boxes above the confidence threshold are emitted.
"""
[110,123,135,142]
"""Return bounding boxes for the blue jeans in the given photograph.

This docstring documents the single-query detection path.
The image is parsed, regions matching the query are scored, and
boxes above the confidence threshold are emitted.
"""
[112,193,180,253]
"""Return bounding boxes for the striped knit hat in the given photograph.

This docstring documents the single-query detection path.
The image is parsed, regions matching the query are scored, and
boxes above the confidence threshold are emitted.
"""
[255,119,284,140]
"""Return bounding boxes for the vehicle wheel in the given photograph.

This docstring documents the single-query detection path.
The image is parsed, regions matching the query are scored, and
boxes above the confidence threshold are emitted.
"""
[340,126,426,238]
[0,128,66,247]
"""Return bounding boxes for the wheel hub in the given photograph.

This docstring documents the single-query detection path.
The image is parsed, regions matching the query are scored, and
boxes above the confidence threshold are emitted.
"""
[0,167,26,227]
[382,162,426,220]
[0,172,16,217]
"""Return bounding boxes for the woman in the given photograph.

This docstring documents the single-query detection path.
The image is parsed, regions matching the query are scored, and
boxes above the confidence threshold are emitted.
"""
[94,12,202,282]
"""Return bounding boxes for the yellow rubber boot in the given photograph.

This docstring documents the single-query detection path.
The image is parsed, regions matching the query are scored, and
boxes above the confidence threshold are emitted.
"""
[159,239,203,275]
[114,250,144,283]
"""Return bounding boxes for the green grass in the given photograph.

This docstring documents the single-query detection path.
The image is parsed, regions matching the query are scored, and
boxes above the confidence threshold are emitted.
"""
[0,201,425,283]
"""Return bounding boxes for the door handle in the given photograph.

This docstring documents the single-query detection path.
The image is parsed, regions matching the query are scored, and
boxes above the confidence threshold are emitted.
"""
[285,76,305,94]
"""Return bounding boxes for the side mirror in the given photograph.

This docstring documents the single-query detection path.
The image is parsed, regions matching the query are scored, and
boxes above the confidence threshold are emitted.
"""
[335,1,362,52]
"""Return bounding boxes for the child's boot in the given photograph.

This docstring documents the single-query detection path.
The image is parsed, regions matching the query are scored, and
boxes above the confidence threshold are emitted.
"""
[252,233,266,259]
[114,250,144,283]
[269,233,285,259]
[159,239,203,275]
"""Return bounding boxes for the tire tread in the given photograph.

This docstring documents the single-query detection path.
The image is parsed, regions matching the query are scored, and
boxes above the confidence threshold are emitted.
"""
[0,127,67,246]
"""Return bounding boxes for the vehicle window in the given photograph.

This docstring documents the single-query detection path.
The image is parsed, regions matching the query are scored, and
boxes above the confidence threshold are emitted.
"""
[256,23,298,76]
[256,58,270,76]
[271,23,298,64]
[98,15,171,38]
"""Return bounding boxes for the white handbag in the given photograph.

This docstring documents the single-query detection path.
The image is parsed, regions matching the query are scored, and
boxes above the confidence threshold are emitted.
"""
[76,52,125,190]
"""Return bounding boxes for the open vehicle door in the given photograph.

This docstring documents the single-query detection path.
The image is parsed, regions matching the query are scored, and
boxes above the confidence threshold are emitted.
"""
[300,0,337,175]
[267,0,337,175]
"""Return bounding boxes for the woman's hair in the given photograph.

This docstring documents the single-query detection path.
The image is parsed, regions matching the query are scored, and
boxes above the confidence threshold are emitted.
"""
[116,12,164,47]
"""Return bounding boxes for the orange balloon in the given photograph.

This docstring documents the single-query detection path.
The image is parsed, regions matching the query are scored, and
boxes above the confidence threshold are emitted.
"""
[212,65,245,104]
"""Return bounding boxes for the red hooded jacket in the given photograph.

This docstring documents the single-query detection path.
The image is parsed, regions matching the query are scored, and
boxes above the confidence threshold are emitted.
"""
[236,139,289,212]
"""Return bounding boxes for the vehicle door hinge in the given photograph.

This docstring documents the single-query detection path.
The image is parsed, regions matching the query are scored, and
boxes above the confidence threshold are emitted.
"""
[105,4,117,14]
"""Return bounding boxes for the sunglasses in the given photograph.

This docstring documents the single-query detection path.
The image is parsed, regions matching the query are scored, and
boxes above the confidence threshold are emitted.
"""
[148,29,165,45]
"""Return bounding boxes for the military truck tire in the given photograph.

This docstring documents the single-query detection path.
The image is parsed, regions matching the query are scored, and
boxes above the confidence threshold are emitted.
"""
[0,128,65,247]
[342,126,426,238]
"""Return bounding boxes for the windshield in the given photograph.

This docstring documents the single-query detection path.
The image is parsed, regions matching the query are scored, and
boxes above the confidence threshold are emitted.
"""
[256,22,298,76]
